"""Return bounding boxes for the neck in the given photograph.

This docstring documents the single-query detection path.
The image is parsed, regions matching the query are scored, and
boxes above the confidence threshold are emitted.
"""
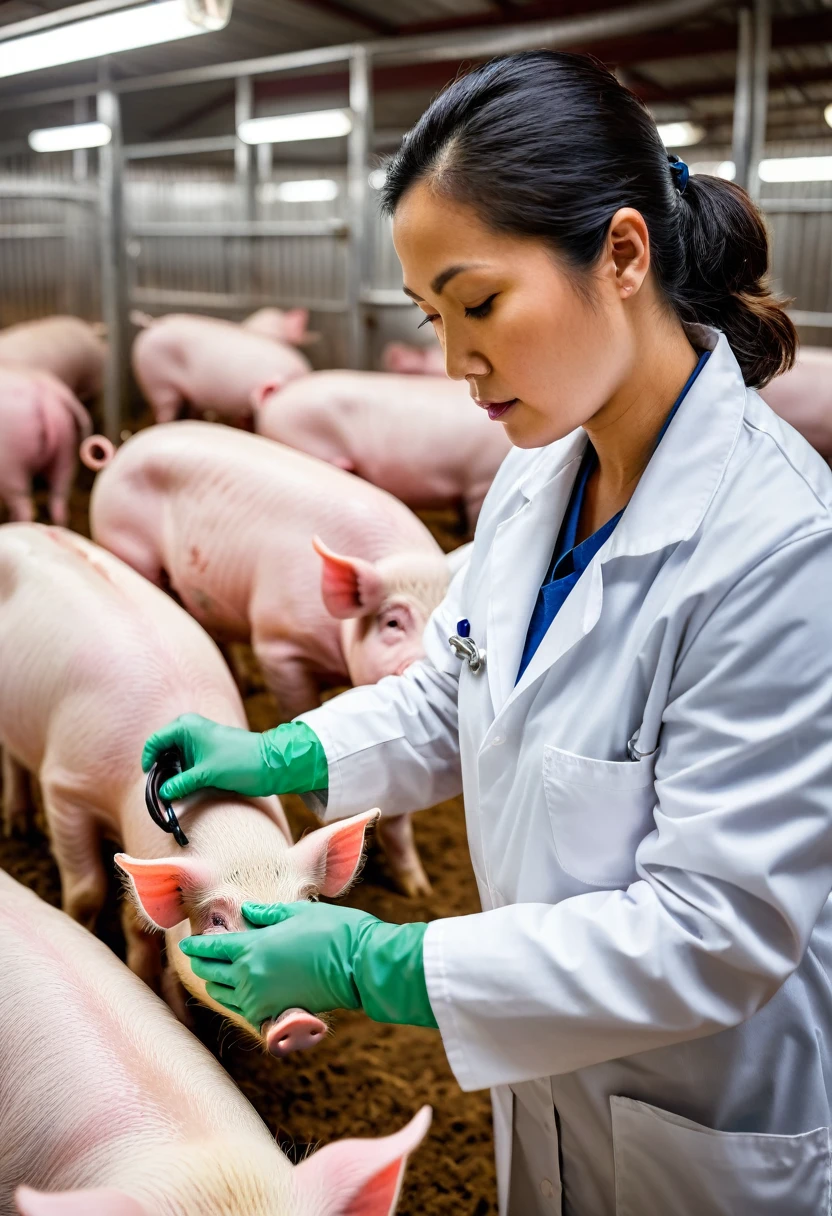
[584,306,698,497]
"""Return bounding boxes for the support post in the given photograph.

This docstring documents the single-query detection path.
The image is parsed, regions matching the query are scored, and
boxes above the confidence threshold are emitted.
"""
[97,72,128,442]
[347,45,373,369]
[73,95,90,182]
[732,0,769,199]
[235,75,256,220]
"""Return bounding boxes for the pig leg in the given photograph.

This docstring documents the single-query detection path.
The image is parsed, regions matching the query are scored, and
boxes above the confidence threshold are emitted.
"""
[44,438,78,527]
[253,640,323,720]
[4,489,35,523]
[146,384,185,424]
[376,814,432,899]
[42,785,108,931]
[2,748,31,837]
[161,962,195,1027]
[121,897,165,992]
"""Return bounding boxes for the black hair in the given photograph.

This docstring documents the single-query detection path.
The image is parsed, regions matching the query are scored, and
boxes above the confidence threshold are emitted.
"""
[382,50,795,389]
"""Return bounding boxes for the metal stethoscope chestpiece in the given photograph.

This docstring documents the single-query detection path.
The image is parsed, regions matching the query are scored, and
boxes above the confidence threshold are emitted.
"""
[145,745,189,848]
[449,618,486,674]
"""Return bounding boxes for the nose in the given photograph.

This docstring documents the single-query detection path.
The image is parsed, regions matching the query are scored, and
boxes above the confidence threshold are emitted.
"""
[443,334,490,383]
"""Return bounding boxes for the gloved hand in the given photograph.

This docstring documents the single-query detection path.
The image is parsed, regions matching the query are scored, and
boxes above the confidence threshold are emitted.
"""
[141,715,328,802]
[179,901,438,1030]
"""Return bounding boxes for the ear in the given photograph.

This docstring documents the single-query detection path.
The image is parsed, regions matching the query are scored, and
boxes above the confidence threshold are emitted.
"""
[312,537,385,619]
[607,206,650,298]
[294,1106,432,1216]
[251,379,283,410]
[114,853,215,930]
[282,307,309,345]
[16,1187,147,1216]
[291,809,380,897]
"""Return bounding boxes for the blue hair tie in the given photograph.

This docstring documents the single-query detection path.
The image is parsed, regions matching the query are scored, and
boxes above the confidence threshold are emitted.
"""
[668,153,689,194]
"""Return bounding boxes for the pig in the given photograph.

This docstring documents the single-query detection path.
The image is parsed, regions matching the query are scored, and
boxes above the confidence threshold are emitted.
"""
[131,312,311,425]
[381,341,446,376]
[0,314,106,402]
[0,522,381,1057]
[760,346,832,461]
[1,870,432,1216]
[240,306,315,346]
[0,365,92,526]
[253,369,512,530]
[84,422,450,897]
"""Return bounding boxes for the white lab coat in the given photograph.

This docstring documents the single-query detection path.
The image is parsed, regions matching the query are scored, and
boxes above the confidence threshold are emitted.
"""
[300,327,832,1215]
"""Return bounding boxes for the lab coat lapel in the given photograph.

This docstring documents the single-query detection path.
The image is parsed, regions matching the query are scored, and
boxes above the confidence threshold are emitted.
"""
[485,432,586,711]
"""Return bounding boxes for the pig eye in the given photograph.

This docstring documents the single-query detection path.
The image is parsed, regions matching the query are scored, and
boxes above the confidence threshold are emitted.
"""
[384,615,402,631]
[211,913,229,929]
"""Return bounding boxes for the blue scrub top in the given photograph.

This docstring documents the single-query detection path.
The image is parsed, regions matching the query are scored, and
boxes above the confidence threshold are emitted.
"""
[516,349,711,683]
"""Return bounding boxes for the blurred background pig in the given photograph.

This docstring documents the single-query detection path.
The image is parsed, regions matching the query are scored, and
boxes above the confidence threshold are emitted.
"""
[1,869,431,1216]
[84,422,449,896]
[0,366,91,526]
[761,346,832,461]
[253,369,511,530]
[0,315,106,403]
[381,341,447,376]
[0,523,379,1054]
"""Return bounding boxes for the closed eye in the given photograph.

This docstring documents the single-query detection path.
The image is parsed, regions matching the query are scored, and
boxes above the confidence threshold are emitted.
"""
[417,314,438,329]
[465,293,497,319]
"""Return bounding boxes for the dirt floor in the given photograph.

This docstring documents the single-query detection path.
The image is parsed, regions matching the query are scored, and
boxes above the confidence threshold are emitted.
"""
[0,471,498,1215]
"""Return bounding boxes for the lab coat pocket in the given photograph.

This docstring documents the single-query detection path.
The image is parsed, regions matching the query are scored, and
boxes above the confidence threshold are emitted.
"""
[542,745,656,888]
[611,1096,830,1216]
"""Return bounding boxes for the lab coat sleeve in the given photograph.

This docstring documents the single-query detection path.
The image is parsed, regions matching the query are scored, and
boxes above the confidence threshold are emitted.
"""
[295,565,464,822]
[425,529,832,1092]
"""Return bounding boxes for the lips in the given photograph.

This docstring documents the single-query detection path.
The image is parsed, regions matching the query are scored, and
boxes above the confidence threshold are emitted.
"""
[475,398,518,421]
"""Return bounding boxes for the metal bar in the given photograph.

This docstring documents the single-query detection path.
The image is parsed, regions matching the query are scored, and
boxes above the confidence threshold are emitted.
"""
[0,0,145,43]
[129,220,348,237]
[0,180,97,200]
[361,288,414,307]
[732,8,753,193]
[73,95,90,182]
[761,199,832,213]
[235,76,256,220]
[130,287,349,312]
[789,311,832,328]
[0,0,725,107]
[124,135,238,158]
[346,45,372,369]
[748,0,769,201]
[97,77,128,443]
[0,225,72,238]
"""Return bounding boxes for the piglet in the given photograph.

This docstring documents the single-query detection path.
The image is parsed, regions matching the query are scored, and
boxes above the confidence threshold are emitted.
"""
[381,340,446,376]
[761,346,832,461]
[254,369,511,529]
[0,314,106,402]
[0,523,377,1055]
[1,869,431,1216]
[0,365,91,525]
[131,311,310,424]
[85,422,449,896]
[241,306,316,346]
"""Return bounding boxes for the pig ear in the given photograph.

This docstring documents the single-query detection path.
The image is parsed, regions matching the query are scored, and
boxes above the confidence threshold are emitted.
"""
[295,1106,432,1216]
[251,379,283,410]
[114,853,215,930]
[312,537,385,619]
[16,1187,147,1216]
[291,809,380,897]
[283,307,309,345]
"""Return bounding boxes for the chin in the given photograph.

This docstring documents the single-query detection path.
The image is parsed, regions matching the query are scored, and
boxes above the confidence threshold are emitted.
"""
[504,416,573,450]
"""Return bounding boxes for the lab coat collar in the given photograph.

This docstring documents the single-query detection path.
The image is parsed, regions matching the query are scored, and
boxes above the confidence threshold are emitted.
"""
[488,327,745,711]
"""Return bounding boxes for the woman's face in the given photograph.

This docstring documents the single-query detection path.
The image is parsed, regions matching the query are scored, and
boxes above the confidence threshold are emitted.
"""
[392,181,640,449]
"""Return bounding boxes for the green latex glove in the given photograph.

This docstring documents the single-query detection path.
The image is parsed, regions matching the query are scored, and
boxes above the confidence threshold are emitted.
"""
[141,714,328,802]
[179,901,438,1030]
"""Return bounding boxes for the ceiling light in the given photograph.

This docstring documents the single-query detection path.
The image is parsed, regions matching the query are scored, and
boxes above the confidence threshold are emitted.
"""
[0,1,226,79]
[368,168,386,190]
[759,156,832,182]
[262,179,339,203]
[657,121,706,148]
[716,160,736,180]
[28,121,112,153]
[238,109,352,146]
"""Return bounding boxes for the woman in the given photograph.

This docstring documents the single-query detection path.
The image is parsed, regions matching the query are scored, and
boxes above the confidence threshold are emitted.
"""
[143,52,832,1216]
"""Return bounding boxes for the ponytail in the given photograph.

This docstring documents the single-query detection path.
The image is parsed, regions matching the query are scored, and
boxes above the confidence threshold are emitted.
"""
[673,174,796,388]
[382,50,796,389]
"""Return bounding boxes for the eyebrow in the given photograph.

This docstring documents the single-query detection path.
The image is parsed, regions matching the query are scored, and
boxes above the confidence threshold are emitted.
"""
[402,262,486,302]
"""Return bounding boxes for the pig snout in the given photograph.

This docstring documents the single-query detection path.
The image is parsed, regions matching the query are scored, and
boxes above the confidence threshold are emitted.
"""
[265,1009,328,1057]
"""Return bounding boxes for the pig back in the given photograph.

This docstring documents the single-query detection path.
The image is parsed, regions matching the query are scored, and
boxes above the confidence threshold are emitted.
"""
[0,869,277,1200]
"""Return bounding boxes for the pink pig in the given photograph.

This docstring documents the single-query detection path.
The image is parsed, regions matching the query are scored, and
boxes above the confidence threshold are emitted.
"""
[0,523,381,1057]
[0,314,106,402]
[84,422,450,896]
[1,869,431,1216]
[254,369,512,529]
[760,347,832,461]
[0,365,91,526]
[381,341,446,376]
[240,306,315,346]
[131,312,311,425]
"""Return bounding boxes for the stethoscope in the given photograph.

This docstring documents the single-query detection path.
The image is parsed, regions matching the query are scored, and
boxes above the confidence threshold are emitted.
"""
[449,618,650,764]
[145,745,189,847]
